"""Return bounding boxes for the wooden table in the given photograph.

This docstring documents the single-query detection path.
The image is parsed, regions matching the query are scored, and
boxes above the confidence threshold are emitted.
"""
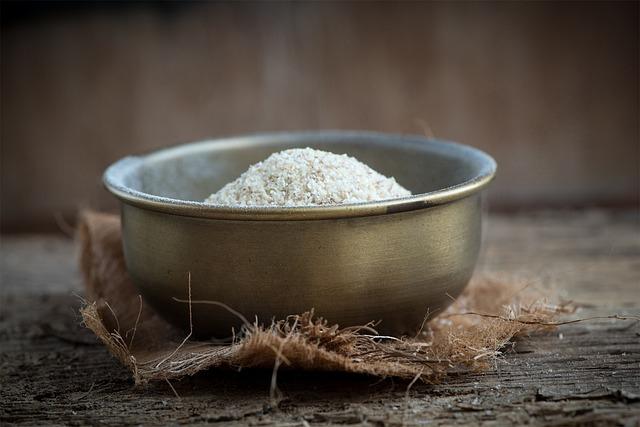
[2,210,639,425]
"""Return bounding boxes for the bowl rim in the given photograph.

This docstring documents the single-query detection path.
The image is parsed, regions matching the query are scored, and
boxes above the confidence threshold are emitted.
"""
[103,130,497,221]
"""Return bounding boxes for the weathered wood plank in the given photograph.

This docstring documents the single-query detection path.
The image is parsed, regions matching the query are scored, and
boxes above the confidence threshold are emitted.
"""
[1,211,639,425]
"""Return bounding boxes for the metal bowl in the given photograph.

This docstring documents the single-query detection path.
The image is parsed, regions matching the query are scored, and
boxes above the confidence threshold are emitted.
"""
[104,131,496,337]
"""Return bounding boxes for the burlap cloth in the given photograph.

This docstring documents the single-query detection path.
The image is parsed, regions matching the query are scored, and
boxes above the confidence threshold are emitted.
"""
[78,211,563,385]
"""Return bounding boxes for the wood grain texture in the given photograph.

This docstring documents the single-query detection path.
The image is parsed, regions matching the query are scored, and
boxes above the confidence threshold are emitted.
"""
[1,210,639,425]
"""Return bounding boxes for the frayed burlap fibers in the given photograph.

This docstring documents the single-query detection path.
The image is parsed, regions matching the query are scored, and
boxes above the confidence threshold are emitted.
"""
[77,211,567,385]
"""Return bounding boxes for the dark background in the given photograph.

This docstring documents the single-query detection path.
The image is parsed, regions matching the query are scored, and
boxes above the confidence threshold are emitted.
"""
[1,1,638,231]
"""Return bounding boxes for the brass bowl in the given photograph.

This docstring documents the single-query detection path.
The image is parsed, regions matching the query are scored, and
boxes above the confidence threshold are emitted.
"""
[104,131,496,337]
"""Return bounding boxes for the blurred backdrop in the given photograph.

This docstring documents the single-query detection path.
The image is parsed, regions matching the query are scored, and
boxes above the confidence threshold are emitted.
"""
[1,1,638,231]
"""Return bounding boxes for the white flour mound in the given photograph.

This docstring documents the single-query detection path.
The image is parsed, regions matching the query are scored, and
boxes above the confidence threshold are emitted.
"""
[204,148,411,207]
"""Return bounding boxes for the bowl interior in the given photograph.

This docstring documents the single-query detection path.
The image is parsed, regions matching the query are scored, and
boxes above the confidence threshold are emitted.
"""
[114,132,495,203]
